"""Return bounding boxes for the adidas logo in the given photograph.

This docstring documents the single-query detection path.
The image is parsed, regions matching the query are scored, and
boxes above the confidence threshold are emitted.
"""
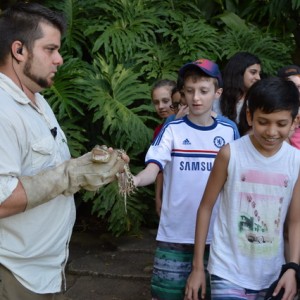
[182,138,191,145]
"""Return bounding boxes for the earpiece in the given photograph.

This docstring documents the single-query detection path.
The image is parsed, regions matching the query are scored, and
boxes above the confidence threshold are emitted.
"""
[17,48,23,55]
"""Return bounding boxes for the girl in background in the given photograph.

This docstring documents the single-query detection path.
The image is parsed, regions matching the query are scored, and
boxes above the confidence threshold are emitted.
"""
[151,79,175,140]
[218,52,261,125]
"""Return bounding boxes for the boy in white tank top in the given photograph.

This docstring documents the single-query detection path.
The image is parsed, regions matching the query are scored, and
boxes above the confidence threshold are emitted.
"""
[185,77,300,300]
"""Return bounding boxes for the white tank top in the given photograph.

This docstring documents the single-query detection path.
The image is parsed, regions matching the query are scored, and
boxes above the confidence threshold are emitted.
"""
[208,135,300,290]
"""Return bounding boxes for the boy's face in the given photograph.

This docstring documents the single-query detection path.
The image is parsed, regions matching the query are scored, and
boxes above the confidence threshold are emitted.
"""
[152,86,173,119]
[247,108,295,156]
[183,76,219,119]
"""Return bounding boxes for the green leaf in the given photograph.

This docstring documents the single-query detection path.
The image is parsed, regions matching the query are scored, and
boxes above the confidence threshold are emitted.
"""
[219,11,248,30]
[43,57,90,119]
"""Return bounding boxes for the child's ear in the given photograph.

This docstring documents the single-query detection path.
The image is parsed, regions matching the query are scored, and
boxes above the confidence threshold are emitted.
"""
[290,115,299,132]
[295,113,300,125]
[246,108,252,126]
[215,88,223,98]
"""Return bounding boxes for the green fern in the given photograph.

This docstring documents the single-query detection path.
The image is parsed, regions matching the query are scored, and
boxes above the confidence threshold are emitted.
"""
[43,0,89,58]
[134,42,182,81]
[43,57,90,119]
[219,13,294,74]
[77,54,154,152]
[220,28,293,75]
[42,57,91,156]
[83,182,149,237]
[156,15,221,62]
[84,0,162,60]
[59,117,88,157]
[214,0,300,38]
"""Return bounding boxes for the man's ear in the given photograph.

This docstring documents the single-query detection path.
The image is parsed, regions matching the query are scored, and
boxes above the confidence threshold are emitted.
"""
[246,108,252,126]
[11,41,24,62]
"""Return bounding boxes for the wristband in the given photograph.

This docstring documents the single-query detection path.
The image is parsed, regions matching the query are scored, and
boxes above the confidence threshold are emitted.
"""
[280,262,299,280]
[264,263,300,300]
[282,262,299,271]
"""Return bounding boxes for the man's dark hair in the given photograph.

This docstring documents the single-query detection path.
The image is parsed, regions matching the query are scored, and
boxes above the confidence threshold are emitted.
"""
[0,2,66,65]
[247,76,299,119]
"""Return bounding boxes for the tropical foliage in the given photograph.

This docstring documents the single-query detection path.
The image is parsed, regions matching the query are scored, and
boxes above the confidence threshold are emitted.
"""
[1,0,298,236]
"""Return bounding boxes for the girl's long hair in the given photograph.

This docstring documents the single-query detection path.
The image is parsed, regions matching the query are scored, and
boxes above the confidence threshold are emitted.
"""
[220,52,261,122]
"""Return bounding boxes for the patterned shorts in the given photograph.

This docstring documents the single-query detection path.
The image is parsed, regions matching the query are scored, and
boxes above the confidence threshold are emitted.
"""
[151,241,210,300]
[210,275,267,300]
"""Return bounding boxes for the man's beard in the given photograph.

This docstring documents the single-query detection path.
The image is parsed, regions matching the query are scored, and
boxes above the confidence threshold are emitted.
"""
[23,57,52,89]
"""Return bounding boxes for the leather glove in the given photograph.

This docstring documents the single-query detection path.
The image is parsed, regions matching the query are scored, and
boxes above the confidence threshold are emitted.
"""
[20,145,126,210]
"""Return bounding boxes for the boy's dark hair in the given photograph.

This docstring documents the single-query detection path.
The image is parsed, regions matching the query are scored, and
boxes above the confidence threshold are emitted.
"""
[0,2,66,65]
[151,79,176,98]
[246,77,299,120]
[277,65,300,78]
[220,52,261,122]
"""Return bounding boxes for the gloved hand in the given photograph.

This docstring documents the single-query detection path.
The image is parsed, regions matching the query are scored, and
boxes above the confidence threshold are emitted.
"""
[19,145,126,210]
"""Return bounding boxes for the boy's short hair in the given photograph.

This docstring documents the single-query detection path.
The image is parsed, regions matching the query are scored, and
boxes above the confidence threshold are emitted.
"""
[246,77,299,119]
[178,58,223,89]
[277,65,300,78]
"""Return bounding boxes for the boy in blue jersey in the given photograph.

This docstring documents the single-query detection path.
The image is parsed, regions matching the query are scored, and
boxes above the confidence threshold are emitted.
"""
[133,58,240,300]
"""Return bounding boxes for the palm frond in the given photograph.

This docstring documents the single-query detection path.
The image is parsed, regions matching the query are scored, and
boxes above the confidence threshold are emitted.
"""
[157,16,221,61]
[84,0,163,60]
[134,42,182,81]
[149,0,204,18]
[59,117,88,157]
[76,54,153,152]
[43,57,90,119]
[44,0,89,58]
[83,182,148,237]
[220,24,294,75]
